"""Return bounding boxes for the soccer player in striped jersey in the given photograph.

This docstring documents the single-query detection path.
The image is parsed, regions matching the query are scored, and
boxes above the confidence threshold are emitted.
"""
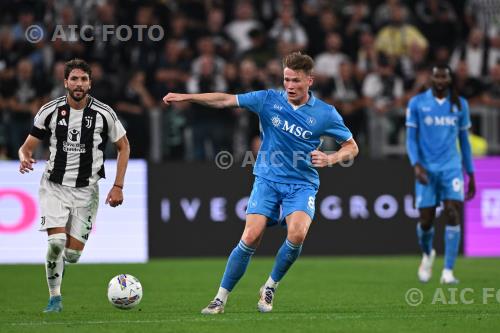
[406,65,475,284]
[18,59,130,312]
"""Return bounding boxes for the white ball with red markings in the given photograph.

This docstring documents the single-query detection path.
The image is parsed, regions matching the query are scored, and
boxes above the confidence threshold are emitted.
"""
[107,274,143,309]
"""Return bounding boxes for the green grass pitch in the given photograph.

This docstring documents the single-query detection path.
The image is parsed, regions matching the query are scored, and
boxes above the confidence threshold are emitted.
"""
[1,257,499,333]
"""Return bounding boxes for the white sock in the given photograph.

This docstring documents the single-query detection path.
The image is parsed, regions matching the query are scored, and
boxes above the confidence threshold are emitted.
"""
[215,287,230,303]
[46,233,66,297]
[264,276,279,289]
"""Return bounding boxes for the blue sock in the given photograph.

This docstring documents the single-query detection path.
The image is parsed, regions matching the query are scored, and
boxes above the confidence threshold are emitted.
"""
[416,223,434,255]
[444,225,461,270]
[220,240,255,291]
[270,239,302,283]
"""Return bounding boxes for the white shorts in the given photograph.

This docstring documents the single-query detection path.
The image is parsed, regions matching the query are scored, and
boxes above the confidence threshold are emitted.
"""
[39,174,99,244]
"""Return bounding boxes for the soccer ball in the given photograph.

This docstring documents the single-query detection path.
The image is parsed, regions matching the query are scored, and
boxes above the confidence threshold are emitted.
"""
[107,274,143,309]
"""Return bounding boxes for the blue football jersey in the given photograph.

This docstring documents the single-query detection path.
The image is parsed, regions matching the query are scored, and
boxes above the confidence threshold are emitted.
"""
[406,89,471,172]
[237,89,352,188]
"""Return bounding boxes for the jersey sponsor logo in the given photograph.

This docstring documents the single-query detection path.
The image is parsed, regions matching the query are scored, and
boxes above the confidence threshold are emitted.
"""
[63,141,86,153]
[424,116,458,127]
[58,119,68,126]
[282,120,312,139]
[69,129,80,142]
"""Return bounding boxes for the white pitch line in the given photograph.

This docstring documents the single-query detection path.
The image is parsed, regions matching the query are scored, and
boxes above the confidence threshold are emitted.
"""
[6,312,499,326]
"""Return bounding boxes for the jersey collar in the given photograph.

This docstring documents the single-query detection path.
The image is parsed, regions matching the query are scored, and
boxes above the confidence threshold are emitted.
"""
[282,90,316,107]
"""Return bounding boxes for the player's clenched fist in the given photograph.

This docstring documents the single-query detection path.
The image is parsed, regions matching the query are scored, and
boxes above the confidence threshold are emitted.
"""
[311,150,330,168]
[163,93,187,105]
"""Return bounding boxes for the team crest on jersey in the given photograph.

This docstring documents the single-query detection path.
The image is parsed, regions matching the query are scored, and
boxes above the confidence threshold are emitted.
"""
[271,114,282,127]
[452,105,459,113]
[61,110,67,116]
[85,116,93,128]
[307,116,316,126]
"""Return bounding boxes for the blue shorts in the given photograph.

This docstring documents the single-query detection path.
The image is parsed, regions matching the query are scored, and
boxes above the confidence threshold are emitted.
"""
[246,177,318,227]
[415,168,464,208]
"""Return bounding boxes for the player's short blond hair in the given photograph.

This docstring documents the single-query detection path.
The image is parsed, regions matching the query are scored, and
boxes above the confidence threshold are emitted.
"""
[283,52,314,75]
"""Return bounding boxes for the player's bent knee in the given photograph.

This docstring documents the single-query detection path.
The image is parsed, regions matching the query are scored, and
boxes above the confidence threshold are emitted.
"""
[444,207,460,225]
[63,248,82,263]
[47,233,66,260]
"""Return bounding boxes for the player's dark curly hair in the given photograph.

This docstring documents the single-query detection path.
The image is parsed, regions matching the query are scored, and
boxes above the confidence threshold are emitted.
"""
[283,52,314,75]
[433,64,461,113]
[64,58,92,79]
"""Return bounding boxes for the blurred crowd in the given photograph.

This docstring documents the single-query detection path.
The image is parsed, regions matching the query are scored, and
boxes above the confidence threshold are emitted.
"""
[1,0,500,161]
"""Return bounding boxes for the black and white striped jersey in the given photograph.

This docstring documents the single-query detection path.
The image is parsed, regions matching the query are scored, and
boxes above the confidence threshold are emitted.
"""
[30,95,126,187]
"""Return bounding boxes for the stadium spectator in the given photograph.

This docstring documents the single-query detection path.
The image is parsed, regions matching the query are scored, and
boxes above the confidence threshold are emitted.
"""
[319,60,366,147]
[356,28,378,79]
[414,0,459,53]
[372,0,412,30]
[115,71,154,159]
[240,27,276,67]
[4,58,45,159]
[481,62,500,108]
[454,60,484,106]
[314,32,348,80]
[304,9,341,57]
[375,4,428,60]
[185,55,232,160]
[268,6,308,54]
[225,1,262,55]
[450,27,489,79]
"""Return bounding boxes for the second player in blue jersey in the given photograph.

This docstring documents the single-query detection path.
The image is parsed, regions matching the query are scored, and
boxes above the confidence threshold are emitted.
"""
[406,65,475,285]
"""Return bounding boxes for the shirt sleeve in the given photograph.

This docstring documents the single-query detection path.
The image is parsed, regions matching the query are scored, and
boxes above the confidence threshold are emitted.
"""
[236,90,269,114]
[459,98,472,130]
[405,97,418,128]
[103,107,126,143]
[323,106,353,143]
[30,104,56,139]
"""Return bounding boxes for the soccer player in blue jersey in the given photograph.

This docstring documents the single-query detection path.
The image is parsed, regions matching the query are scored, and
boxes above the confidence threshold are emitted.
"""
[406,65,475,284]
[163,52,359,314]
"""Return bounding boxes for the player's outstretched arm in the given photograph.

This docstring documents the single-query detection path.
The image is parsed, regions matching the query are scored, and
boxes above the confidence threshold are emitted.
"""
[311,138,359,167]
[162,92,237,109]
[18,135,41,174]
[106,135,130,207]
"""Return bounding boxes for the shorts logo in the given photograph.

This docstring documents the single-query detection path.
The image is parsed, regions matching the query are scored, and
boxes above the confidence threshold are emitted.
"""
[271,114,282,128]
[452,178,462,193]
